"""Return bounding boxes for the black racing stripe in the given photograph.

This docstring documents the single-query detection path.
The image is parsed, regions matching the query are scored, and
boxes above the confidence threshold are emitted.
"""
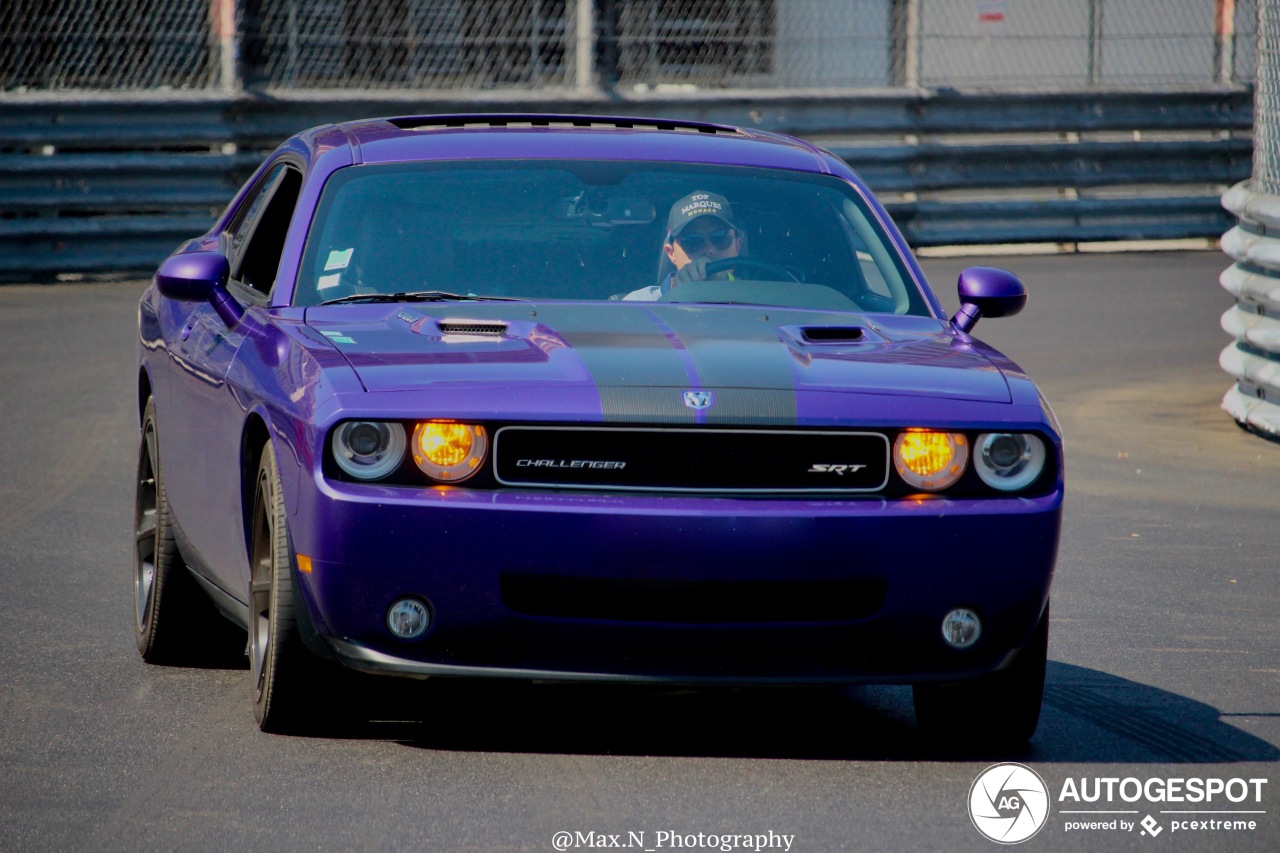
[598,387,695,423]
[532,304,696,423]
[648,306,798,425]
[700,389,797,424]
[532,304,803,425]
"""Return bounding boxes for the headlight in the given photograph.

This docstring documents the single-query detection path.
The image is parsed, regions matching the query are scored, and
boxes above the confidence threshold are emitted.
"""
[974,433,1046,491]
[412,421,488,483]
[893,430,968,491]
[331,421,406,481]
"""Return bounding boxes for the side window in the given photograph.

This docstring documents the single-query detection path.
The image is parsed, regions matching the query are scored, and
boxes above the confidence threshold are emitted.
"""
[228,164,303,295]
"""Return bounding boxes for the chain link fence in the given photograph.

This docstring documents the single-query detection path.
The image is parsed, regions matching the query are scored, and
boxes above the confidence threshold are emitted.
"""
[2,0,216,90]
[917,0,1252,89]
[0,0,1258,94]
[1252,0,1280,192]
[240,0,573,89]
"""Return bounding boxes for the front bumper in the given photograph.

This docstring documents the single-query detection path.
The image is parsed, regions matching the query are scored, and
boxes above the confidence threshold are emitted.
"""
[291,482,1061,684]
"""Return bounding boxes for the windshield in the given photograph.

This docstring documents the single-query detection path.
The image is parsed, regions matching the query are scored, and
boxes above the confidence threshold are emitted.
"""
[295,159,929,315]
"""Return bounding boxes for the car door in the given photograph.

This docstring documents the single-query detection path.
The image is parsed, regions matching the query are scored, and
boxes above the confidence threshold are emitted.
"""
[161,161,303,600]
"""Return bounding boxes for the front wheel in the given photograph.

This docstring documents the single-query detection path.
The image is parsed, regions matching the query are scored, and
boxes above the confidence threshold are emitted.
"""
[913,603,1049,747]
[249,440,323,732]
[134,397,213,662]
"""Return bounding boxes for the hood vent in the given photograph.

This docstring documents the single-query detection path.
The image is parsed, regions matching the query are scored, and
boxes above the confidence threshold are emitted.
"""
[800,326,865,343]
[438,320,508,337]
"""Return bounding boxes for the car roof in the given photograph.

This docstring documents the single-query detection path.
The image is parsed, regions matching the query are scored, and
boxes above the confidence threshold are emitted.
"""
[303,114,845,176]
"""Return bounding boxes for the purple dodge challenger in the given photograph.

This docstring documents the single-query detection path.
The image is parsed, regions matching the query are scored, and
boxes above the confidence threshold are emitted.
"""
[135,114,1061,740]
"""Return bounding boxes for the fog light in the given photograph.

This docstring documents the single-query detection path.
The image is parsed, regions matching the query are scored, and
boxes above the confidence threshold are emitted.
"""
[941,608,981,649]
[387,598,431,640]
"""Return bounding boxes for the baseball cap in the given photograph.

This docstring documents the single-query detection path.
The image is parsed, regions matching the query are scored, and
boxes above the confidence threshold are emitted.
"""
[666,191,735,239]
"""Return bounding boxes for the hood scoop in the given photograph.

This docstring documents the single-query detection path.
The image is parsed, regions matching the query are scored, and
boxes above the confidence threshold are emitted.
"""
[435,320,509,337]
[799,325,866,343]
[779,323,884,349]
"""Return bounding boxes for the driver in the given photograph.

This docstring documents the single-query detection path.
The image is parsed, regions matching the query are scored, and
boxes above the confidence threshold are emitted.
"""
[623,190,742,301]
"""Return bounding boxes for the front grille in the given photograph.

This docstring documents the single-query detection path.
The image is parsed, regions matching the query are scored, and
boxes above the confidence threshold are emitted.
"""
[493,427,889,492]
[501,574,888,623]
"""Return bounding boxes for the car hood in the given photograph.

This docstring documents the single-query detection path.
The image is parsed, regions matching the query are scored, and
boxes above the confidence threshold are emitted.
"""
[304,302,1011,408]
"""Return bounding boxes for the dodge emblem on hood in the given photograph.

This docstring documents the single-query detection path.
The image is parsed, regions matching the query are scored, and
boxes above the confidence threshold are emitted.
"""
[683,390,715,410]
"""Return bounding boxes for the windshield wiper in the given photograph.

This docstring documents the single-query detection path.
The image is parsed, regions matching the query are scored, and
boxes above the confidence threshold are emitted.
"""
[319,290,527,306]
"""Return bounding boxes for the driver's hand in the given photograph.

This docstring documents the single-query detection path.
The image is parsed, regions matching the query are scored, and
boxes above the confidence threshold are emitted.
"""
[673,257,723,286]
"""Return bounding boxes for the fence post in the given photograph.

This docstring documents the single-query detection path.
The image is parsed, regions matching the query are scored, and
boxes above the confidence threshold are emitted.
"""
[1088,0,1104,85]
[905,0,921,89]
[211,0,239,92]
[575,0,596,94]
[1217,0,1237,84]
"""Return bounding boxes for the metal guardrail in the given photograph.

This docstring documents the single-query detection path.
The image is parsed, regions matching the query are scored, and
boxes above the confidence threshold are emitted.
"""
[0,89,1253,281]
[1219,182,1280,441]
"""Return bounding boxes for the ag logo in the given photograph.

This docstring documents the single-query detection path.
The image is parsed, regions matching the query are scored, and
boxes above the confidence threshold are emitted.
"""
[969,763,1050,844]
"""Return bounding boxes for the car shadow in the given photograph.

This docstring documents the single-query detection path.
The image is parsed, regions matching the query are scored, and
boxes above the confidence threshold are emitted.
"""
[145,619,250,671]
[324,661,1280,763]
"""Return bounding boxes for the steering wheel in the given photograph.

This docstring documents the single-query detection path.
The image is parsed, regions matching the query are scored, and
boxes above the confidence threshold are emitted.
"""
[706,257,801,282]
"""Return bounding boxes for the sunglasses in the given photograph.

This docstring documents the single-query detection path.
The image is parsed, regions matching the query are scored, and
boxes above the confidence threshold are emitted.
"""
[673,228,737,253]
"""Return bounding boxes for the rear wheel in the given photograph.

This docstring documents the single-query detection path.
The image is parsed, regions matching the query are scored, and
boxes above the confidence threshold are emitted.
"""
[134,397,211,662]
[249,440,323,733]
[913,603,1049,747]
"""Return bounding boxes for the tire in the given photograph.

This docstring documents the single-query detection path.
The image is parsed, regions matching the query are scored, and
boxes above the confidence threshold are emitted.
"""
[249,439,325,733]
[913,602,1049,747]
[134,397,212,662]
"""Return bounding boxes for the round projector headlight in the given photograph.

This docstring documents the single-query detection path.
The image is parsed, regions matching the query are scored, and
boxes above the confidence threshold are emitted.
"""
[412,421,488,483]
[974,433,1046,491]
[893,430,968,491]
[331,421,406,480]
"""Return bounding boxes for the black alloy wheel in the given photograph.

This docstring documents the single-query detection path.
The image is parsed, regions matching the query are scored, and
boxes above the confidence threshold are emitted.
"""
[134,397,206,661]
[249,440,325,733]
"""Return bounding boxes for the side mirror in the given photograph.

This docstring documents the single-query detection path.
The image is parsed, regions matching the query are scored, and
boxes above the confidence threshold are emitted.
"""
[952,266,1026,333]
[156,251,229,301]
[155,251,243,328]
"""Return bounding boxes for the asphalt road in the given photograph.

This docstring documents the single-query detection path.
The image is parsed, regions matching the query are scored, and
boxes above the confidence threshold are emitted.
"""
[1,250,1276,852]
